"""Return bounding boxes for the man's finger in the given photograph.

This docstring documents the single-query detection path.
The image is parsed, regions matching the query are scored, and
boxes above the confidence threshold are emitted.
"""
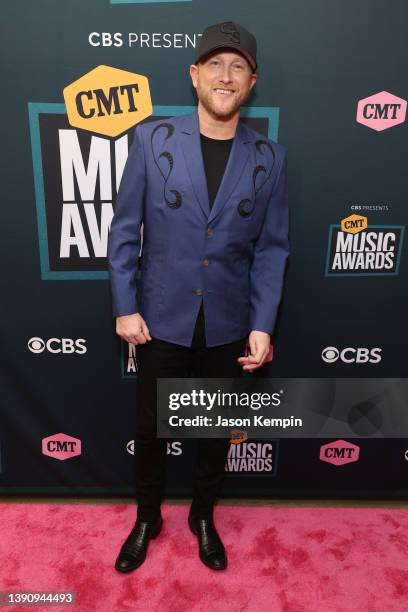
[242,350,269,370]
[123,329,144,345]
[134,331,147,344]
[247,351,263,364]
[249,340,268,363]
[243,362,263,371]
[238,354,263,365]
[141,321,152,341]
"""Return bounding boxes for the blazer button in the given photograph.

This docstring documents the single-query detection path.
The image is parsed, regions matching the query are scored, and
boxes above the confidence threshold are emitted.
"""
[202,259,209,267]
[207,228,214,237]
[195,288,203,296]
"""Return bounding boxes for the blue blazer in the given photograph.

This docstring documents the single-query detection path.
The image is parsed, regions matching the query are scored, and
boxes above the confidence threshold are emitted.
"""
[107,110,289,347]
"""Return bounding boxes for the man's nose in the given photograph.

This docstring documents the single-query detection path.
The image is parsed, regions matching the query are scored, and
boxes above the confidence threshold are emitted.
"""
[219,66,233,83]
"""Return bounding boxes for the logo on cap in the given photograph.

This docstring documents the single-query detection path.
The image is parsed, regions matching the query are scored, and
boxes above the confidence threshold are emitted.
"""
[220,22,240,44]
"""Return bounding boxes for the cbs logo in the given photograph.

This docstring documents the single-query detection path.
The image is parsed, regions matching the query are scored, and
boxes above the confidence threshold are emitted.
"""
[89,32,123,47]
[28,337,87,354]
[127,440,182,456]
[322,346,382,364]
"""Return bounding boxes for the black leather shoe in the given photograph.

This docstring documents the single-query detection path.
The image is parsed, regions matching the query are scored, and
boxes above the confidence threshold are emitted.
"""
[115,516,163,573]
[188,515,227,570]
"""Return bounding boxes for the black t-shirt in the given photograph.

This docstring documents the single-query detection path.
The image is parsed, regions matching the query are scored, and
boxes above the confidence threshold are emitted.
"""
[200,133,234,209]
[191,133,234,347]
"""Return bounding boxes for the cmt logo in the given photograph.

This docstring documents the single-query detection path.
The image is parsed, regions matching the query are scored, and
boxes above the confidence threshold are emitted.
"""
[28,337,87,354]
[341,214,368,234]
[320,440,360,466]
[63,65,152,137]
[356,91,407,131]
[321,346,382,364]
[42,433,82,461]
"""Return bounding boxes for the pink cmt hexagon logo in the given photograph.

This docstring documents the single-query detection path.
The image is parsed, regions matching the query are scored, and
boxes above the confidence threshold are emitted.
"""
[356,91,406,131]
[319,439,360,466]
[42,433,82,461]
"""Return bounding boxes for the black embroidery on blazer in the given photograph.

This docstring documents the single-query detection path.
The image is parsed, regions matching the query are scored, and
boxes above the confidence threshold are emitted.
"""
[237,139,276,218]
[151,122,182,209]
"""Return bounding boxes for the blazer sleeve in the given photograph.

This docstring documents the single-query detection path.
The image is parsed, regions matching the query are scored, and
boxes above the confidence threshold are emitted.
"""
[249,150,289,335]
[107,124,146,317]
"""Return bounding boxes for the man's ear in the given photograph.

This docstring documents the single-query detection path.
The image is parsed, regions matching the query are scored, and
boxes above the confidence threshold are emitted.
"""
[249,73,258,92]
[189,63,198,88]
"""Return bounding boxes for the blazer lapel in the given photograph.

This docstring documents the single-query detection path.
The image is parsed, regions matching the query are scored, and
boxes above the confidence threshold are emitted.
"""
[207,120,250,225]
[180,111,210,218]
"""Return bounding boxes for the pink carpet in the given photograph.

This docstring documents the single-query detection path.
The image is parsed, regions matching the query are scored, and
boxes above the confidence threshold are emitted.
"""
[1,503,408,611]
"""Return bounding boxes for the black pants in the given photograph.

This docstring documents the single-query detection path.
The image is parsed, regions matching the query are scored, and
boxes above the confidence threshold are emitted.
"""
[134,303,246,520]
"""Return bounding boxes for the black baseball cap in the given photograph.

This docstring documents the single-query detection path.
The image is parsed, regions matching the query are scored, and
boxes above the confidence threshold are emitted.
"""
[195,21,257,72]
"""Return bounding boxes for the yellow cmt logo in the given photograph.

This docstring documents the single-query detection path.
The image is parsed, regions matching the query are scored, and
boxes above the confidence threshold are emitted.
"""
[63,65,152,137]
[341,214,368,234]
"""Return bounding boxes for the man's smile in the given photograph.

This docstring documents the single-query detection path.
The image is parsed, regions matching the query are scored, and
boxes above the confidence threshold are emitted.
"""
[213,88,235,95]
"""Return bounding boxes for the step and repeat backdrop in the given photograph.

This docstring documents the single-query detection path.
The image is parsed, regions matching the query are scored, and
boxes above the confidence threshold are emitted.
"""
[1,0,407,497]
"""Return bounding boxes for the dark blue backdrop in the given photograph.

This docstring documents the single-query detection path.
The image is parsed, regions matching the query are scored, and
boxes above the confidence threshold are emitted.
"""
[1,0,407,497]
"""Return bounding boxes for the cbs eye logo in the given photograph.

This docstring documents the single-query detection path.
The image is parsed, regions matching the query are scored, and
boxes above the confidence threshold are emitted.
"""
[28,337,87,354]
[321,346,339,363]
[126,440,182,456]
[28,337,46,353]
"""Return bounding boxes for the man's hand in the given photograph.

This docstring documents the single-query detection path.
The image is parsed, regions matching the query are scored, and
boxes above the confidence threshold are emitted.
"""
[238,330,271,372]
[116,313,152,345]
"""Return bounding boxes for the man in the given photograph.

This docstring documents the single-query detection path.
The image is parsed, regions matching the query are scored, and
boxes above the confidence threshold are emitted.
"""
[108,21,289,572]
